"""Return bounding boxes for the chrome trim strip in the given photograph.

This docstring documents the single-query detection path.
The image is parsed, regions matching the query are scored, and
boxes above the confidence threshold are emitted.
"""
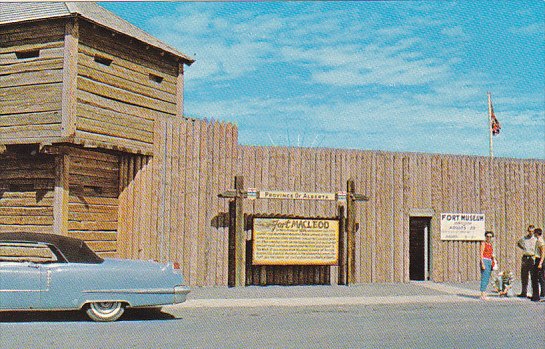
[1,302,128,312]
[174,286,191,294]
[0,308,78,312]
[82,299,131,306]
[0,289,46,293]
[82,288,176,294]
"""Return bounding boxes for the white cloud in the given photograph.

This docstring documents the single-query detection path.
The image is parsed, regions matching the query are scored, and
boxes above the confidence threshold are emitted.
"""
[440,26,469,40]
[149,3,464,89]
[142,2,543,159]
[509,23,543,35]
[185,87,544,158]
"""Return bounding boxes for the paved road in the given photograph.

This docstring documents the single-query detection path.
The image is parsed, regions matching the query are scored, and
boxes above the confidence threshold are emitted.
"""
[1,282,543,349]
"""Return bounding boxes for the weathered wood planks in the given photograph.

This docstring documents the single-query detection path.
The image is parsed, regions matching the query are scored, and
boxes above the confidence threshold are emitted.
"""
[67,148,120,257]
[237,147,544,285]
[0,153,56,234]
[1,18,181,155]
[1,28,64,143]
[2,113,541,286]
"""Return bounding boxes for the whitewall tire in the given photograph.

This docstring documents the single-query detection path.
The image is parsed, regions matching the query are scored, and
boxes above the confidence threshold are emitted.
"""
[85,301,125,322]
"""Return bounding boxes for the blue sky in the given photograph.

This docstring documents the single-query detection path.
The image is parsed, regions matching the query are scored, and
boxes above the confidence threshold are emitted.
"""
[101,1,545,160]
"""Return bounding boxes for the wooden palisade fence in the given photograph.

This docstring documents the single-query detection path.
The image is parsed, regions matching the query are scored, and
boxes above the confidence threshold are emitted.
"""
[116,117,545,286]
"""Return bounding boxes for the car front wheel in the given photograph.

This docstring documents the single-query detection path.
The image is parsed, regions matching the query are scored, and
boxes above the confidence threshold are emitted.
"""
[85,301,125,322]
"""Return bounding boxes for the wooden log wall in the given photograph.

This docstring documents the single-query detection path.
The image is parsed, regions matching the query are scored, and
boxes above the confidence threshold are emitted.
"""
[74,21,179,155]
[238,147,545,284]
[117,117,239,286]
[0,243,55,263]
[0,151,55,234]
[239,147,336,285]
[0,20,65,144]
[118,117,544,286]
[67,148,119,258]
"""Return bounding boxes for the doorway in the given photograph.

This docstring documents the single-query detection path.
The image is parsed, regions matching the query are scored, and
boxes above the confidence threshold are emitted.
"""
[409,217,431,281]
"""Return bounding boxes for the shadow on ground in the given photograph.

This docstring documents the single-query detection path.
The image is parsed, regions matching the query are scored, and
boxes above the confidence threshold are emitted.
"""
[0,308,176,323]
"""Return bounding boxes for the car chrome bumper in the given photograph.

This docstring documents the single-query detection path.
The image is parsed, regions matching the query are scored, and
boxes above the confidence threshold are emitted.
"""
[174,285,190,304]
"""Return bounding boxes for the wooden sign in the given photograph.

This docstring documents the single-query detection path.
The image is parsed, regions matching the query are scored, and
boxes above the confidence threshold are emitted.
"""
[252,218,339,265]
[440,213,485,240]
[258,190,336,201]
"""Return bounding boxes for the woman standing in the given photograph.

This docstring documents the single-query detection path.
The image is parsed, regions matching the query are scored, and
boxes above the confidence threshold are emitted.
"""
[480,231,495,300]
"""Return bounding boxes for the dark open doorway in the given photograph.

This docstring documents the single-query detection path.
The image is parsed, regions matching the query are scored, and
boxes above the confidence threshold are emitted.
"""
[409,217,431,281]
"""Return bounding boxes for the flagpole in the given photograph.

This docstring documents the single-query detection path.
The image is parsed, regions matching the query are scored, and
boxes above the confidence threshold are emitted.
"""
[487,92,493,158]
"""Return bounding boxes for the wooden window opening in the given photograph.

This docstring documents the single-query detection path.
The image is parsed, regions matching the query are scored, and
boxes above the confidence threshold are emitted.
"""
[9,183,35,192]
[94,55,113,66]
[84,185,103,194]
[15,50,40,59]
[149,73,163,84]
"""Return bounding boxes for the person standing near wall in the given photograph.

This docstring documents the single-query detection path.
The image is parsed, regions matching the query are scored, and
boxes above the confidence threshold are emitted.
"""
[516,225,536,297]
[530,228,544,302]
[480,231,495,301]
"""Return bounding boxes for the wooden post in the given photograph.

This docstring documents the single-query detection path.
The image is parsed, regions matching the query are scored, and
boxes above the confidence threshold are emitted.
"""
[336,205,345,285]
[228,200,236,287]
[234,176,246,287]
[53,154,70,236]
[176,63,184,117]
[61,18,78,139]
[346,179,357,285]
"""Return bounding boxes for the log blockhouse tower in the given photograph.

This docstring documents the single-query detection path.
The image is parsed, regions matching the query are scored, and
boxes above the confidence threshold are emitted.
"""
[1,3,544,287]
[0,2,194,257]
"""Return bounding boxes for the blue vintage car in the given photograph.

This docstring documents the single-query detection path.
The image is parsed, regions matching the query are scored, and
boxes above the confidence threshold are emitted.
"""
[0,232,190,321]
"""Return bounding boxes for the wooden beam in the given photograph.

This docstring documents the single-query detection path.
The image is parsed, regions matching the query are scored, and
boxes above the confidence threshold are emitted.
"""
[331,205,344,285]
[228,200,236,287]
[53,154,70,236]
[218,189,238,198]
[234,175,246,287]
[61,18,79,138]
[346,178,357,285]
[353,193,369,202]
[176,63,184,117]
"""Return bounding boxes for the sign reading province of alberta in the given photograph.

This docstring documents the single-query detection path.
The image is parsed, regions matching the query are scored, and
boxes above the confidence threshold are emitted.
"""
[252,218,339,266]
[440,213,485,241]
[259,191,336,201]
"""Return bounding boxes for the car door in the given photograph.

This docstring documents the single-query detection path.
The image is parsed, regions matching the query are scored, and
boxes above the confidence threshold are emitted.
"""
[0,242,53,310]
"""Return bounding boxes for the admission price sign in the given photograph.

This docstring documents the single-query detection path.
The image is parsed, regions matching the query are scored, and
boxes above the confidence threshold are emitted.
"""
[253,218,339,265]
[440,213,485,241]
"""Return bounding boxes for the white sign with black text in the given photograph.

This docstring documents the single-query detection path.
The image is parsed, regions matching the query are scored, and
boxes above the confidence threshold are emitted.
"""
[440,213,486,241]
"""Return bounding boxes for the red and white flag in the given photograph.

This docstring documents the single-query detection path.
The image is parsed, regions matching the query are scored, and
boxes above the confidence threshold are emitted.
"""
[490,100,501,136]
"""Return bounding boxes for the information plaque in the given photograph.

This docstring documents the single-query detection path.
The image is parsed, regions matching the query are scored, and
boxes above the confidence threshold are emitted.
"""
[252,218,339,265]
[440,213,486,241]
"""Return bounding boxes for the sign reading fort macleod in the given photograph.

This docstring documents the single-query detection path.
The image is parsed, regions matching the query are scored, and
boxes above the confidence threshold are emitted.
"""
[252,218,339,265]
[440,213,485,241]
